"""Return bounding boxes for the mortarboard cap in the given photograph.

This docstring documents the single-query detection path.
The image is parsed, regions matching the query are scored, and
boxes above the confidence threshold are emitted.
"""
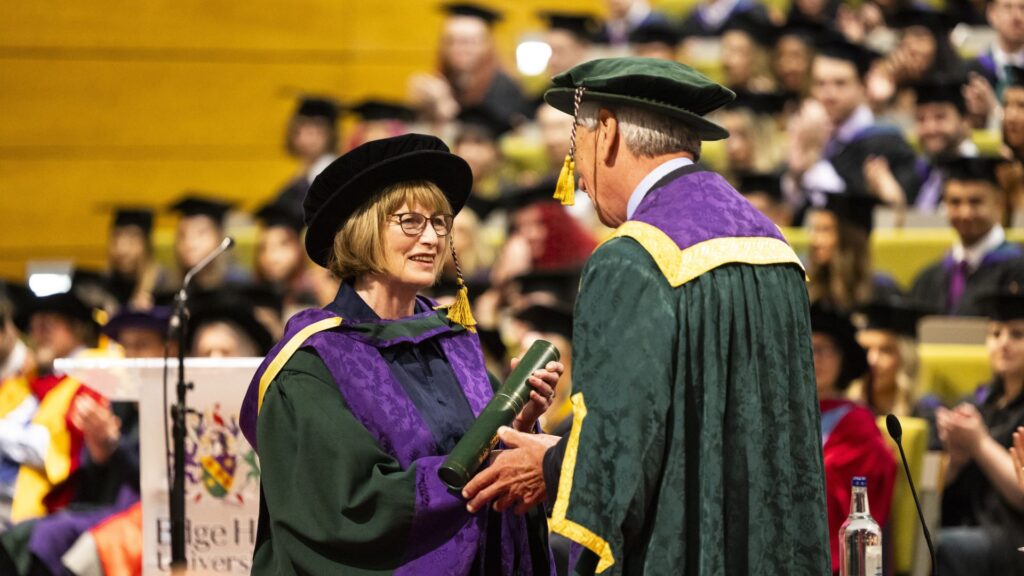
[815,36,880,78]
[349,99,417,123]
[545,57,735,141]
[540,11,597,40]
[978,289,1024,321]
[510,267,582,305]
[810,302,869,390]
[0,281,33,327]
[774,18,828,46]
[442,2,501,25]
[187,289,275,356]
[295,97,339,123]
[112,208,154,235]
[821,193,881,234]
[169,195,233,227]
[887,8,956,37]
[721,11,775,46]
[941,156,1004,187]
[628,21,681,47]
[737,171,784,203]
[102,306,172,341]
[255,199,305,233]
[499,178,560,212]
[513,302,574,339]
[724,89,789,115]
[914,76,967,114]
[854,299,925,338]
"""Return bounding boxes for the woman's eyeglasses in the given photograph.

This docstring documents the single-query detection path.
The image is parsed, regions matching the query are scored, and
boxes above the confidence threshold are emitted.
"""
[389,213,455,237]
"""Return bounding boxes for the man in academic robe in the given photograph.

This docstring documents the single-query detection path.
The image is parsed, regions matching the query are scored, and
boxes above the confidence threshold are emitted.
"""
[910,157,1024,316]
[163,195,250,294]
[786,37,921,216]
[912,77,979,212]
[463,57,831,575]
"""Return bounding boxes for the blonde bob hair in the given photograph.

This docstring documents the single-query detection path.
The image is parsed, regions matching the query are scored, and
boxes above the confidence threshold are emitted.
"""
[327,180,453,282]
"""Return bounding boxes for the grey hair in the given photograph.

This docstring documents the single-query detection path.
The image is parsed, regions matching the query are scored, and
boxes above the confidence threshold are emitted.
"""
[576,101,701,160]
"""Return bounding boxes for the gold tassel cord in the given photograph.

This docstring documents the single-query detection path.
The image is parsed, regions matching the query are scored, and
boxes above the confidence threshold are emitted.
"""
[552,85,585,206]
[554,155,576,206]
[446,239,477,332]
[447,280,477,332]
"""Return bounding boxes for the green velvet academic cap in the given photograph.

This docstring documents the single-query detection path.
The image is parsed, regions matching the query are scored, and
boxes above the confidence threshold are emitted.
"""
[544,57,735,141]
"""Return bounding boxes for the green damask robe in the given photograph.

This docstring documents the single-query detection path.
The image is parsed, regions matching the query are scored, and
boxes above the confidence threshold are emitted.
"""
[546,166,831,575]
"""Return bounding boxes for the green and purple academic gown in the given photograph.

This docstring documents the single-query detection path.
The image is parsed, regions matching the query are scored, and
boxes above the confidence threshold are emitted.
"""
[544,165,832,575]
[239,286,553,576]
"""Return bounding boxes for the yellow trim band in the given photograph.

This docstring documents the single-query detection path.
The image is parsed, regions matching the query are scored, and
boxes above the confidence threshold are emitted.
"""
[257,317,343,414]
[607,221,805,288]
[549,393,615,573]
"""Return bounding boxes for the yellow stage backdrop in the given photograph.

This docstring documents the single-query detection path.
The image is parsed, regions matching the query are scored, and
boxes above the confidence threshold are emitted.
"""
[1,0,622,280]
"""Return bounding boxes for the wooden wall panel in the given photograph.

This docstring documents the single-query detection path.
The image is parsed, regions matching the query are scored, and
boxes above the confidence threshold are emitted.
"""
[0,0,607,280]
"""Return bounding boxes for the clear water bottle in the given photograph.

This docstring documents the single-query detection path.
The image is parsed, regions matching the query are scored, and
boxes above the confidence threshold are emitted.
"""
[839,476,882,576]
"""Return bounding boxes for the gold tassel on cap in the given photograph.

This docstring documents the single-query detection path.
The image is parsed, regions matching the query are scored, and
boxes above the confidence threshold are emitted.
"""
[553,85,586,206]
[446,240,477,332]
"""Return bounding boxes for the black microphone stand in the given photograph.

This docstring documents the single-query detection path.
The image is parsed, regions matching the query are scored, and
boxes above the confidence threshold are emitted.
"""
[170,287,191,575]
[167,237,234,575]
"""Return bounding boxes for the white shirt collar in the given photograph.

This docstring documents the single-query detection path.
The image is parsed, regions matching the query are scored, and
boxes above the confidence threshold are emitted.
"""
[627,157,694,220]
[953,224,1005,270]
[833,105,874,145]
[306,154,337,184]
[993,44,1024,79]
[700,0,740,29]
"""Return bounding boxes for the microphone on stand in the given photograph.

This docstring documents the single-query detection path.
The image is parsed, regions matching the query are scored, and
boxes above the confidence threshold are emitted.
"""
[885,414,937,576]
[168,236,235,335]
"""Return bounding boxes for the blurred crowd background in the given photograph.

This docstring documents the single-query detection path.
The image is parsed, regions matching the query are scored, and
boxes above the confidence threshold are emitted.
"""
[5,0,1024,574]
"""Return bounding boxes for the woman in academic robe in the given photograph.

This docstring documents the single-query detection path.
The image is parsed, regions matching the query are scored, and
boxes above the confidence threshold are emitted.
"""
[810,302,897,575]
[239,134,561,575]
[936,290,1024,576]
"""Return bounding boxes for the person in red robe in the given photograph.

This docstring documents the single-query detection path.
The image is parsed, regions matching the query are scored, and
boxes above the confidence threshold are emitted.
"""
[811,302,898,573]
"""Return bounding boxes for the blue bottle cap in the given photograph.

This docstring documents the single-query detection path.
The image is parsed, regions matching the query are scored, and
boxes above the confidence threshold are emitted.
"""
[852,476,867,487]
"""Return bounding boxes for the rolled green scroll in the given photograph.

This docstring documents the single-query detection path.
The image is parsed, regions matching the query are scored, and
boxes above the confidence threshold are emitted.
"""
[439,339,560,491]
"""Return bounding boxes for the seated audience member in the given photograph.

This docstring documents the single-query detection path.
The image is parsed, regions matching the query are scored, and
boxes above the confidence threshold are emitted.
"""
[849,299,924,417]
[627,21,680,61]
[343,99,415,150]
[103,208,164,310]
[0,307,173,576]
[275,96,339,212]
[964,0,1024,127]
[811,303,898,575]
[597,0,669,46]
[510,302,575,436]
[787,37,920,211]
[910,157,1024,315]
[772,20,824,101]
[0,284,32,381]
[539,11,595,77]
[678,0,767,39]
[2,288,106,522]
[253,199,317,316]
[737,171,793,227]
[719,11,777,94]
[187,292,274,358]
[911,77,978,212]
[165,195,249,294]
[806,193,901,311]
[936,289,1024,576]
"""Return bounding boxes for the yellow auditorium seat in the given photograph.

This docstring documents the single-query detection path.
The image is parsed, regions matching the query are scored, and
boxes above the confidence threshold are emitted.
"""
[877,416,928,576]
[917,344,990,406]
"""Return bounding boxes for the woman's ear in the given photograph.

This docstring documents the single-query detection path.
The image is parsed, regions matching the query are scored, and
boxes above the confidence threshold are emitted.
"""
[597,108,619,166]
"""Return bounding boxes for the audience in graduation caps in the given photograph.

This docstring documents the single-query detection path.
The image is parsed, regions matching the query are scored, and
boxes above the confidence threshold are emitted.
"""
[11,0,1024,574]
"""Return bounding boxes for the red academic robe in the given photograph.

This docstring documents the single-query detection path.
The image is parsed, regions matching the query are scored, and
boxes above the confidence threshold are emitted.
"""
[821,398,898,573]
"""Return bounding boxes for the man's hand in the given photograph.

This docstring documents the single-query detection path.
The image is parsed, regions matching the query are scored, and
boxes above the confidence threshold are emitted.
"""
[511,358,563,433]
[462,427,560,515]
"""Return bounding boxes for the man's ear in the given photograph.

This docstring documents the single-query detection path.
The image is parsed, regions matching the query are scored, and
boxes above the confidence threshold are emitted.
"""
[597,108,619,166]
